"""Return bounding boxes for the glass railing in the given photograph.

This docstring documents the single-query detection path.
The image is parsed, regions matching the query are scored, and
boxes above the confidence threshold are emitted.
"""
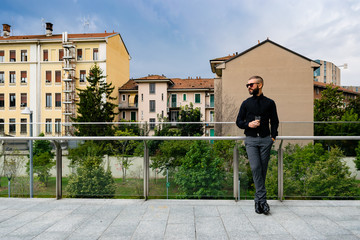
[0,121,359,200]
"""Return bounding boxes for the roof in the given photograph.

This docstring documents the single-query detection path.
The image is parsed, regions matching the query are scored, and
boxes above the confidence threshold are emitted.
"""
[0,32,117,41]
[119,76,214,91]
[169,78,214,90]
[0,31,130,56]
[210,39,321,74]
[314,81,360,95]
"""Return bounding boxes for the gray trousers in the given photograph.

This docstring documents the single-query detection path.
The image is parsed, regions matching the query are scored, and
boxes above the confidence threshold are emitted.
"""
[245,136,273,203]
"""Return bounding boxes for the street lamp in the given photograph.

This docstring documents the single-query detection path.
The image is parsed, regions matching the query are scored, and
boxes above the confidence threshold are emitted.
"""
[4,168,13,198]
[21,107,33,198]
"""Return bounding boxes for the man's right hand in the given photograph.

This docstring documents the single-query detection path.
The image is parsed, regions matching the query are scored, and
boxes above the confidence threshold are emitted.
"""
[248,120,260,128]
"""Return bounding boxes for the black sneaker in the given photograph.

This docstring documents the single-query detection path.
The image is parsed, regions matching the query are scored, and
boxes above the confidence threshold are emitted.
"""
[255,202,263,214]
[261,202,270,215]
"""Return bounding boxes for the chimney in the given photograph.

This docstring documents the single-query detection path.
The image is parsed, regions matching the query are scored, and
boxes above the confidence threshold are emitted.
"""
[2,24,11,37]
[45,22,53,36]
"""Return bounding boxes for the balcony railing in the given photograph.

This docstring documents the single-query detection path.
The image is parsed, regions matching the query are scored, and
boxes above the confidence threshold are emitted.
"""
[1,121,360,201]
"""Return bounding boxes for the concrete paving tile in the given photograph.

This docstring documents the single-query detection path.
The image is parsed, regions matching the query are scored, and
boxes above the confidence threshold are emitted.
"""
[217,205,244,216]
[194,206,219,217]
[324,235,360,240]
[336,219,360,231]
[164,223,195,240]
[261,234,295,240]
[117,205,147,220]
[304,216,353,236]
[131,220,167,240]
[44,214,88,232]
[142,204,170,221]
[221,214,256,233]
[195,217,228,240]
[167,206,194,224]
[228,231,262,240]
[317,206,360,221]
[247,215,288,236]
[100,222,138,239]
[33,231,71,240]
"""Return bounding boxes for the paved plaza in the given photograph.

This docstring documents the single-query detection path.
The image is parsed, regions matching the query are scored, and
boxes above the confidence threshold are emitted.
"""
[0,198,359,239]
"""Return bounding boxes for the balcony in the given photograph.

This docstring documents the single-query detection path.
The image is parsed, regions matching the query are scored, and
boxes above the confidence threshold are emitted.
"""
[118,102,138,109]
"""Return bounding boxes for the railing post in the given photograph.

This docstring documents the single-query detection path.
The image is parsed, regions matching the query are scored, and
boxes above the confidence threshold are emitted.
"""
[53,140,62,200]
[233,142,239,202]
[143,141,149,200]
[278,140,284,201]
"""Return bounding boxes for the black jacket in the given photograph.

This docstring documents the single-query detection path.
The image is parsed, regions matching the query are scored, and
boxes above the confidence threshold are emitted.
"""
[236,94,279,139]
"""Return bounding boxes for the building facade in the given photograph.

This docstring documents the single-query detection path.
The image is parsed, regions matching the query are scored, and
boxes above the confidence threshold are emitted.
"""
[0,23,130,136]
[118,75,215,136]
[210,39,320,139]
[313,59,341,85]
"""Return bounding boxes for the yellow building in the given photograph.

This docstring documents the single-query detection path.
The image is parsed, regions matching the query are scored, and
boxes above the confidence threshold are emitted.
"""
[0,23,130,136]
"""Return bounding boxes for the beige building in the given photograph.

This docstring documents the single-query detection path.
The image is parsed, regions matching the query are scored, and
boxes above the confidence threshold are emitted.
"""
[210,39,320,138]
[0,23,130,136]
[313,60,341,85]
[118,75,215,136]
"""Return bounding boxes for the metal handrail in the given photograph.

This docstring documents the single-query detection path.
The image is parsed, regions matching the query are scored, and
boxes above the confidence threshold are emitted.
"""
[1,135,359,201]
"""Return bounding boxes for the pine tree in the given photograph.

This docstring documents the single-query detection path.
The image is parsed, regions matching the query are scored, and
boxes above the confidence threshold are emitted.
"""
[72,64,117,136]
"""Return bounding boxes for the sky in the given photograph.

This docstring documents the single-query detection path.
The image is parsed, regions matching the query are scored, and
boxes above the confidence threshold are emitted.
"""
[1,0,359,86]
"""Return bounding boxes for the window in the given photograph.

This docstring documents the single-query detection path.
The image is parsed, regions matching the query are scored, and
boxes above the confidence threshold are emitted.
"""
[183,94,187,101]
[43,49,48,61]
[149,83,155,94]
[0,50,4,62]
[195,93,201,103]
[10,71,16,84]
[55,70,61,83]
[0,119,4,133]
[80,70,86,83]
[55,119,61,133]
[210,94,214,107]
[149,100,155,112]
[0,71,4,83]
[131,112,136,121]
[141,94,143,102]
[171,94,177,108]
[161,93,164,101]
[150,118,156,130]
[77,49,82,60]
[21,71,27,83]
[9,118,16,133]
[93,48,98,60]
[46,71,52,83]
[46,93,52,107]
[21,118,27,133]
[122,111,126,119]
[21,93,27,107]
[210,111,214,122]
[21,50,27,62]
[55,93,61,107]
[9,93,16,107]
[10,50,16,62]
[122,94,126,102]
[59,49,64,61]
[0,94,4,107]
[45,119,52,133]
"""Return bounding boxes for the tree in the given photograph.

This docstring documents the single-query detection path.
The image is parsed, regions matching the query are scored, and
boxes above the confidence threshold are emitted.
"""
[314,85,344,122]
[178,103,203,136]
[355,142,360,170]
[66,141,116,198]
[174,141,226,198]
[26,133,55,186]
[72,64,117,136]
[266,143,358,199]
[113,129,139,181]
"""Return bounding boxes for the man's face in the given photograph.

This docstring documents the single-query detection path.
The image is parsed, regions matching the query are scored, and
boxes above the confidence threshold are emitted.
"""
[246,79,260,96]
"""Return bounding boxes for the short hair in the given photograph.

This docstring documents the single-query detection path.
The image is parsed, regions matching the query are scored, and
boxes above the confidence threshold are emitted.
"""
[249,76,263,85]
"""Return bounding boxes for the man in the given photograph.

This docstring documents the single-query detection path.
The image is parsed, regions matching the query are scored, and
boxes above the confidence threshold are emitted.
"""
[236,76,279,215]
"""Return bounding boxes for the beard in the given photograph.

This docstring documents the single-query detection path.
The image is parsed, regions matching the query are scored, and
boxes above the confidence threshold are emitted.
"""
[249,86,259,96]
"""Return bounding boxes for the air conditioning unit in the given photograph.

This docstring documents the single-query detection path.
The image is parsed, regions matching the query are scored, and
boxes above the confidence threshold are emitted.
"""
[205,93,210,96]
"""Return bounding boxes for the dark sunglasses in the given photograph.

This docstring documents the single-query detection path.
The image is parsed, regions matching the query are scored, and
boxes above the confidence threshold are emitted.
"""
[246,83,258,88]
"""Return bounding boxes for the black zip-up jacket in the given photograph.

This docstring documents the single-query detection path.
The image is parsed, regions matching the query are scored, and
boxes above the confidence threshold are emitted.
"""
[236,94,279,139]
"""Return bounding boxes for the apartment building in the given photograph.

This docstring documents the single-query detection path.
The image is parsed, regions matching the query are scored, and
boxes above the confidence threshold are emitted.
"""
[313,59,341,85]
[118,75,215,136]
[210,39,320,139]
[314,81,359,106]
[0,23,130,136]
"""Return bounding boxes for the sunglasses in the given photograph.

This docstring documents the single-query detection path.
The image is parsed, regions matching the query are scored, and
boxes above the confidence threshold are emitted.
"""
[246,83,258,88]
